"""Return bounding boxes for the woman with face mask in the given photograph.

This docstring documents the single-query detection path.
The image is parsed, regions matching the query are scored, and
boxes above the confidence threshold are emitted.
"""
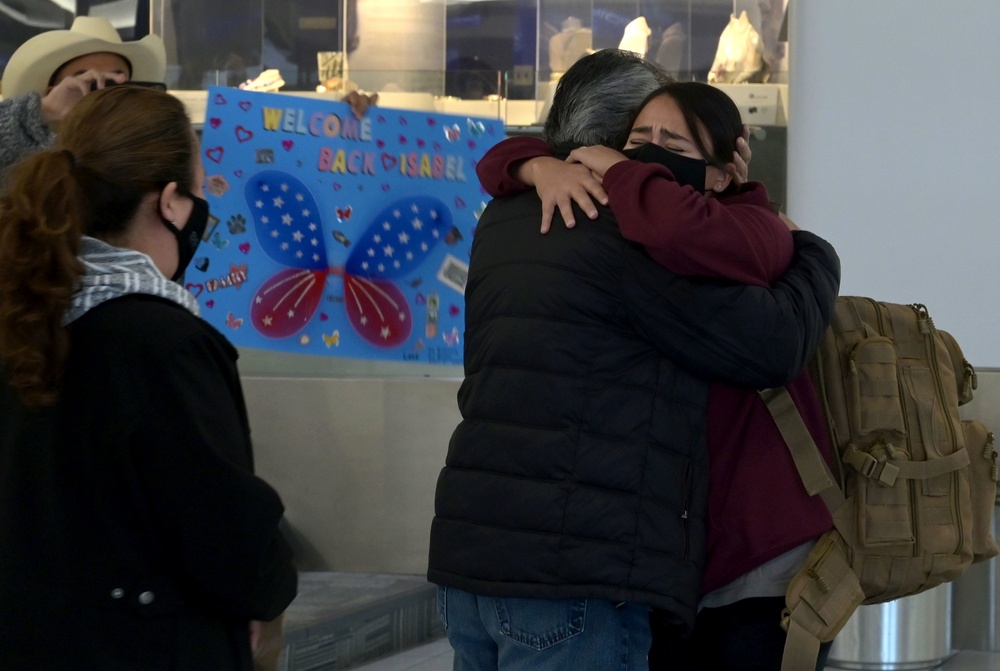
[0,86,296,671]
[476,82,836,671]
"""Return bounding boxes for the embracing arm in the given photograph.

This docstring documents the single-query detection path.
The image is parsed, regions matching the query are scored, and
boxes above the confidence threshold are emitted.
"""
[476,135,553,197]
[625,230,840,388]
[604,161,792,286]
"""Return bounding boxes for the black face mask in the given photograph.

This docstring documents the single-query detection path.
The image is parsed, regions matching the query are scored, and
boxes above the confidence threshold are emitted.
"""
[161,192,210,282]
[622,143,708,192]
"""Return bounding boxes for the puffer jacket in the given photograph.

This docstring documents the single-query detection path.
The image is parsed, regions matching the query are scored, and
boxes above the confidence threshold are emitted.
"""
[427,190,840,633]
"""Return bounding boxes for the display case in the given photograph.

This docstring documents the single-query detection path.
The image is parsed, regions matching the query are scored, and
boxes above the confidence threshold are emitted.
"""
[142,1,787,121]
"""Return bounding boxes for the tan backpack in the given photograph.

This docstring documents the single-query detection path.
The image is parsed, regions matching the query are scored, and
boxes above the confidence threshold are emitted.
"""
[760,297,999,671]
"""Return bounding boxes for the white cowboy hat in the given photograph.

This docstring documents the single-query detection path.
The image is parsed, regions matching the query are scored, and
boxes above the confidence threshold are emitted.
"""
[1,16,166,99]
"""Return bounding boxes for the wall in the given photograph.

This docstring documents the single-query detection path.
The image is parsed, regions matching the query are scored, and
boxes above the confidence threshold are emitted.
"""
[247,375,460,574]
[788,0,1000,368]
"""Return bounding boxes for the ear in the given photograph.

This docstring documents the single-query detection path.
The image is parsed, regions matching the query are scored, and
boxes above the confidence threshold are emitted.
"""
[158,181,182,223]
[707,164,734,193]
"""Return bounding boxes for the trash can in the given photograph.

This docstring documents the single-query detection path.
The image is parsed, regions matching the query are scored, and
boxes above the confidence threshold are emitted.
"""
[826,584,954,670]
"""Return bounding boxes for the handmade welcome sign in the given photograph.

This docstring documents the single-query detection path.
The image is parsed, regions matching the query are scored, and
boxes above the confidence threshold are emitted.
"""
[189,86,504,364]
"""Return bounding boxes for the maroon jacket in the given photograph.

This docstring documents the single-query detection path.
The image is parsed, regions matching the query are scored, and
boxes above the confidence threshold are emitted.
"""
[477,136,834,592]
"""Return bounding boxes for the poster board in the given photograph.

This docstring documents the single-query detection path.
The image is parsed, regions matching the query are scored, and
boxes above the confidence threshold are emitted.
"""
[187,87,504,366]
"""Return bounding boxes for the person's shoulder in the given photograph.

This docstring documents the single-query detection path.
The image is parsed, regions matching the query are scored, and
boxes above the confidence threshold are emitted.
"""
[73,295,233,357]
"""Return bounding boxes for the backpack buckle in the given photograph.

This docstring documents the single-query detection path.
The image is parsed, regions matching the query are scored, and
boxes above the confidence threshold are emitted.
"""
[848,446,900,487]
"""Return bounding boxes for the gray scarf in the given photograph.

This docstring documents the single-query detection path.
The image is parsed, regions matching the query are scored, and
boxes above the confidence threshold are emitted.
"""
[64,236,201,325]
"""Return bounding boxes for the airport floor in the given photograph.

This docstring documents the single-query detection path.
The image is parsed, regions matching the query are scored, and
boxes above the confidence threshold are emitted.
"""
[351,639,1000,671]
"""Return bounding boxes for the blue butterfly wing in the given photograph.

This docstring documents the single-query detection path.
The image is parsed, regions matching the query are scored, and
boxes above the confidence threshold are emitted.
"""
[244,170,328,270]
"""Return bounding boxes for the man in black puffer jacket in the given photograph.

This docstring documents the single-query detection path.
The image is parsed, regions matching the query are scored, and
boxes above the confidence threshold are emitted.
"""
[428,49,840,671]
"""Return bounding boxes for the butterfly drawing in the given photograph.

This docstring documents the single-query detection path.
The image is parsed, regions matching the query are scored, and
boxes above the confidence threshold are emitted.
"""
[244,170,453,348]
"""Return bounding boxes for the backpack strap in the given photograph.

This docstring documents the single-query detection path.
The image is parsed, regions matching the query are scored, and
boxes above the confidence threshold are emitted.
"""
[759,387,845,514]
[843,443,970,487]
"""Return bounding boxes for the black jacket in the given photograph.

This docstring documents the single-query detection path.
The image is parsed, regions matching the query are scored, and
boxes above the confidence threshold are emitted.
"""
[0,295,297,671]
[427,192,839,632]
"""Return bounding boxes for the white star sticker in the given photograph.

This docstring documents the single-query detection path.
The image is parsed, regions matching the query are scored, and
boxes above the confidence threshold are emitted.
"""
[293,231,304,242]
[373,234,382,243]
[296,193,305,201]
[280,242,289,250]
[271,230,279,238]
[381,326,391,339]
[255,199,264,208]
[281,183,290,192]
[302,209,310,217]
[261,215,269,224]
[398,311,406,321]
[421,242,428,252]
[378,263,385,272]
[361,261,369,270]
[430,209,439,219]
[367,248,376,257]
[263,315,272,325]
[411,203,419,213]
[412,218,423,230]
[383,245,395,257]
[432,229,440,238]
[261,184,270,192]
[287,309,295,318]
[296,250,303,258]
[393,209,401,218]
[308,223,317,231]
[255,296,263,304]
[393,260,401,269]
[398,231,410,244]
[313,253,320,261]
[383,221,392,231]
[273,196,285,208]
[360,316,368,325]
[282,213,293,225]
[311,238,319,246]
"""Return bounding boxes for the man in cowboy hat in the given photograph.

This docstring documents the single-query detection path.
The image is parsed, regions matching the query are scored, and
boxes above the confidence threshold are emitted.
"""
[0,16,167,178]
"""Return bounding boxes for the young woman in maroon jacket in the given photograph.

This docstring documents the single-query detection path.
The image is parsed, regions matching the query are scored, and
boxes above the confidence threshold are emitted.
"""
[476,81,835,671]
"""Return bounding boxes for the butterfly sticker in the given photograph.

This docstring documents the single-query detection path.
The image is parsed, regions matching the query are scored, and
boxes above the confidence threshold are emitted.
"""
[226,312,244,329]
[467,119,485,138]
[322,330,341,348]
[210,231,229,250]
[336,205,353,222]
[442,326,460,346]
[444,124,461,142]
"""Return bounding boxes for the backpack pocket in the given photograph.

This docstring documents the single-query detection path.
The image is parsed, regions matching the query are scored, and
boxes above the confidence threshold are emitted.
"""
[847,337,907,440]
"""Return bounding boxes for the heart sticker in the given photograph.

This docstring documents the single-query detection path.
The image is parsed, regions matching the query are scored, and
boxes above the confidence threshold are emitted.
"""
[235,126,253,143]
[206,147,224,163]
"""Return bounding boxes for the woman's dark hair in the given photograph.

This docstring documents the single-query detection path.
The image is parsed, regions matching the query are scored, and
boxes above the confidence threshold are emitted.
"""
[0,86,195,405]
[632,81,743,186]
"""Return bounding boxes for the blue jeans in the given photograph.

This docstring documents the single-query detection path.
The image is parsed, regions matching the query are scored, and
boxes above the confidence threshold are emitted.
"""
[437,586,651,671]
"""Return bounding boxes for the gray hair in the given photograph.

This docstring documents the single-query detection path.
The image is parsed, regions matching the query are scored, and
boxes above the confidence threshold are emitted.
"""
[543,49,673,150]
